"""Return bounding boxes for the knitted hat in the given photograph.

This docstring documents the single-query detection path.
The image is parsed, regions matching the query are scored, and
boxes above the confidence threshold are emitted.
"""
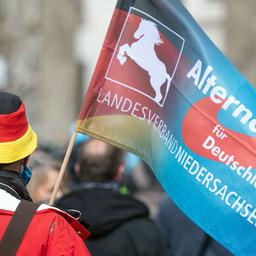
[0,92,37,163]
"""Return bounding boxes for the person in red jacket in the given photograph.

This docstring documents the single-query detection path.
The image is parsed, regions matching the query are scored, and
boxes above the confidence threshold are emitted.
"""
[0,92,91,256]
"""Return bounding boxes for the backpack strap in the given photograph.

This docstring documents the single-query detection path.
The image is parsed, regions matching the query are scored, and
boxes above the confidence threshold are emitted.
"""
[0,200,40,256]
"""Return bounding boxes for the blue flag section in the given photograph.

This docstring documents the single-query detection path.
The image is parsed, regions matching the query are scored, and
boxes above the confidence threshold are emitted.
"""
[76,1,256,255]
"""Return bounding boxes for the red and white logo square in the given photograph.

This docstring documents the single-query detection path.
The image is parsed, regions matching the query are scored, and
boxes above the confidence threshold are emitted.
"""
[105,7,185,107]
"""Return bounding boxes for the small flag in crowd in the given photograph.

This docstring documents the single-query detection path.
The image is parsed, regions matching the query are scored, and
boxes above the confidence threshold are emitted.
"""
[76,0,256,254]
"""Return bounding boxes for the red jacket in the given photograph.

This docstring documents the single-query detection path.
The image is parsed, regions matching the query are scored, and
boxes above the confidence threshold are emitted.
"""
[0,189,91,256]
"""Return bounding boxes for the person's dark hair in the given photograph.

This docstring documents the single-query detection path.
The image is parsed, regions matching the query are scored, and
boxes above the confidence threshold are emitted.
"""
[76,140,124,182]
[0,163,9,170]
[0,162,21,170]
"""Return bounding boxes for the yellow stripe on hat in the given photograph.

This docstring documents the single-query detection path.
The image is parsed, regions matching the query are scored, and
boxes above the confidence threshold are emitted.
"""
[0,126,37,163]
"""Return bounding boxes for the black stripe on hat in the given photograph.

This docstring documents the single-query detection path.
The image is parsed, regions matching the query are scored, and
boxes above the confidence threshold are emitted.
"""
[0,92,22,114]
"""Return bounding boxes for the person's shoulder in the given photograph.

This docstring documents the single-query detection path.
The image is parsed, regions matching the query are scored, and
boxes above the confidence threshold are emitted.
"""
[29,205,91,256]
[115,215,161,237]
[35,204,90,240]
[111,217,166,254]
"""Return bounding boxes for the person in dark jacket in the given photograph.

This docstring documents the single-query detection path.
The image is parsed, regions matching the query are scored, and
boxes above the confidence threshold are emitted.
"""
[57,138,166,256]
[155,195,233,256]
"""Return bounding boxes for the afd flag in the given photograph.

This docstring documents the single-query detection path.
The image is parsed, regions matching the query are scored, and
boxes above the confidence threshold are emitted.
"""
[76,1,256,254]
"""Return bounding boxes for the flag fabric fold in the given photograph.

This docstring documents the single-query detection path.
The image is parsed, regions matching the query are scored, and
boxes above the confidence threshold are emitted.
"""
[76,1,256,255]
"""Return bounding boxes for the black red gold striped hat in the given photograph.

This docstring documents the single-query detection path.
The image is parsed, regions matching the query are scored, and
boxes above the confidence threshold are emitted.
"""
[0,92,37,163]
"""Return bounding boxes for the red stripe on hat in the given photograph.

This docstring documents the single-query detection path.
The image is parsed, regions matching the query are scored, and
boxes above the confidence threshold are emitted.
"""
[0,103,29,142]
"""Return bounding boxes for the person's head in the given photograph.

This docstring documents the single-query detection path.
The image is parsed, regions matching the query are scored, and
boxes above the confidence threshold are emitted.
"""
[0,92,37,184]
[27,162,62,203]
[75,139,125,182]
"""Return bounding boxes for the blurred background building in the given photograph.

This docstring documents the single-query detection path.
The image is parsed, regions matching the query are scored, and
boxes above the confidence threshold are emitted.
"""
[0,0,255,147]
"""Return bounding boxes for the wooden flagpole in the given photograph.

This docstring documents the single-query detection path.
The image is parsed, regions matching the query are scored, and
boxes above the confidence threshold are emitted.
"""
[49,131,77,205]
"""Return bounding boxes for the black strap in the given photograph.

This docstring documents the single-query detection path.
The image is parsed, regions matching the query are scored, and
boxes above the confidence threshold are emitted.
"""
[0,200,40,256]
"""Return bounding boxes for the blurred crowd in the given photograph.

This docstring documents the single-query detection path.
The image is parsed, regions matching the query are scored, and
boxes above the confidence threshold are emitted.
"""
[27,131,233,256]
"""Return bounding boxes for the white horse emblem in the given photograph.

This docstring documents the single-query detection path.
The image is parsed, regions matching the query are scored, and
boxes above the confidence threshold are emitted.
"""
[117,18,171,104]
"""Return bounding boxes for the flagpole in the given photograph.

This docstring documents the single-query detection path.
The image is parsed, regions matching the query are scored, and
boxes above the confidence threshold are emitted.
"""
[49,131,77,205]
